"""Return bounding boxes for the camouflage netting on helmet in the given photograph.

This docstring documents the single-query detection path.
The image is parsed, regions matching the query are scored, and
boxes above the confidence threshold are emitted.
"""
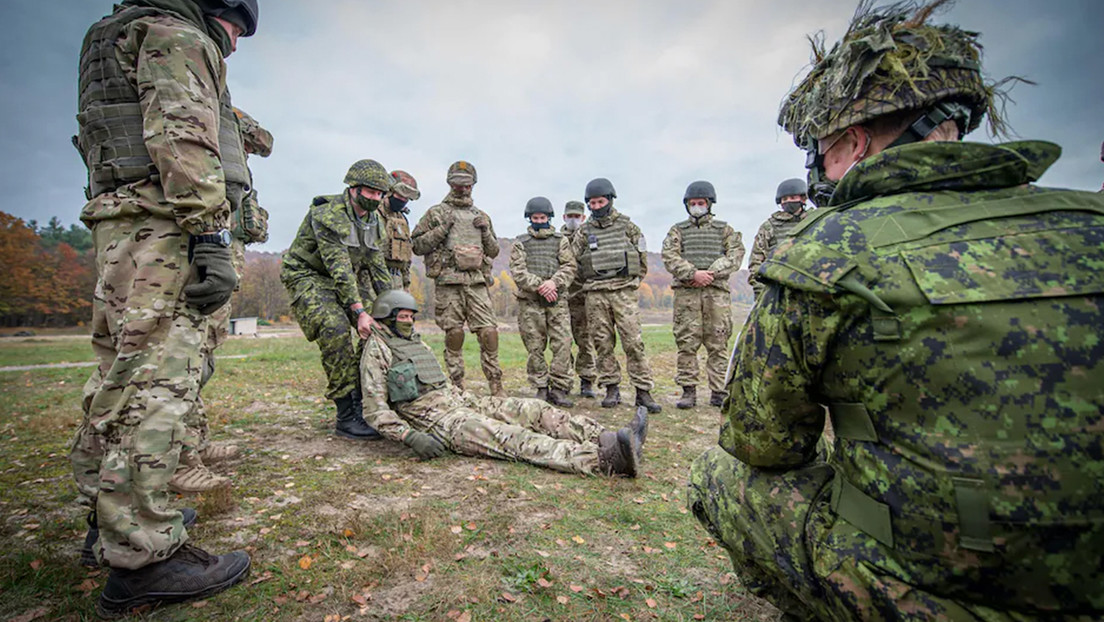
[778,0,1020,145]
[345,159,393,191]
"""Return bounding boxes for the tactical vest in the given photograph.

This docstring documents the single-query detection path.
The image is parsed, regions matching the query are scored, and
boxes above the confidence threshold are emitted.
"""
[445,207,485,272]
[519,231,562,279]
[768,211,804,246]
[381,332,448,403]
[676,218,727,269]
[577,217,641,280]
[384,212,412,263]
[218,91,250,212]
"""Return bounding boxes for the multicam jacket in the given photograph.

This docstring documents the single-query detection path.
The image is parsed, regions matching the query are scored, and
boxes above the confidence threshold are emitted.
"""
[661,213,745,292]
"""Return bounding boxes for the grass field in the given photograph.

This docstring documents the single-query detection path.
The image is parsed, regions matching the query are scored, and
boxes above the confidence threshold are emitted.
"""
[0,321,780,621]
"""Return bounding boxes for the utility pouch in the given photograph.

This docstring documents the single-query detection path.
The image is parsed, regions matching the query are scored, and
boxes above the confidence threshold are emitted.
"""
[386,361,420,403]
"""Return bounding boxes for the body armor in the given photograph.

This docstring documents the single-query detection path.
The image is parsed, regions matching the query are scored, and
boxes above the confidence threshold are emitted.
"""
[577,217,641,280]
[445,207,485,272]
[675,218,727,270]
[384,211,412,263]
[518,231,562,279]
[381,332,448,403]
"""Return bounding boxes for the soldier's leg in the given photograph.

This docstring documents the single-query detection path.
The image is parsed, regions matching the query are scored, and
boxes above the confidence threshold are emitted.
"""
[291,285,358,400]
[70,216,200,569]
[465,285,504,390]
[702,289,733,393]
[568,295,597,384]
[461,393,605,444]
[586,291,621,388]
[672,287,704,388]
[434,284,467,387]
[612,288,655,391]
[547,302,574,393]
[518,299,550,390]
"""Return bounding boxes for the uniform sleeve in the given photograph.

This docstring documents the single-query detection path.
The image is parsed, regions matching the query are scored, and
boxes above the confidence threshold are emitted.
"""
[312,212,361,309]
[480,210,499,258]
[747,220,774,285]
[661,226,696,282]
[233,108,274,157]
[411,206,449,256]
[130,19,229,235]
[708,225,745,279]
[509,241,541,292]
[627,221,648,278]
[360,335,413,443]
[552,236,577,290]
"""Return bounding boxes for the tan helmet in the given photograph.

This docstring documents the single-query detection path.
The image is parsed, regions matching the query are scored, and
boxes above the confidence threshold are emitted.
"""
[390,170,421,201]
[446,160,477,186]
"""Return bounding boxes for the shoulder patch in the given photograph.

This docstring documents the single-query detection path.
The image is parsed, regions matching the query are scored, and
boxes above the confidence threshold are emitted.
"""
[760,237,859,294]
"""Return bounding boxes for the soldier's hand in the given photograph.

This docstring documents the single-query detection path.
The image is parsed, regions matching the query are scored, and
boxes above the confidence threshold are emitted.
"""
[356,313,377,339]
[472,215,489,230]
[404,431,447,460]
[537,280,558,302]
[691,270,715,287]
[183,240,238,315]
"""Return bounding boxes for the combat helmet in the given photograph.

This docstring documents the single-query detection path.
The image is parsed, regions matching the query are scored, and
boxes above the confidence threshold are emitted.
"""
[564,201,586,216]
[198,0,259,37]
[371,290,419,319]
[683,180,717,205]
[775,178,808,203]
[447,161,477,186]
[584,178,617,201]
[390,170,421,201]
[344,159,393,192]
[524,196,554,218]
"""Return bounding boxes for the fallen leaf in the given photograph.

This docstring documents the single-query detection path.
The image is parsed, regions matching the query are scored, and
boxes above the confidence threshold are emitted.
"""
[446,611,461,620]
[249,571,274,586]
[74,579,99,595]
[719,573,732,585]
[345,544,358,554]
[352,594,368,606]
[340,560,356,570]
[343,528,354,537]
[454,553,467,562]
[402,533,413,542]
[612,585,630,598]
[457,612,472,622]
[191,600,208,608]
[298,555,312,570]
[691,591,703,603]
[500,591,517,603]
[29,559,43,571]
[630,524,641,531]
[619,614,631,621]
[536,577,553,588]
[308,591,329,604]
[465,522,477,531]
[569,584,583,593]
[664,542,677,550]
[646,597,658,608]
[642,546,655,554]
[571,535,585,544]
[694,615,706,620]
[259,527,272,535]
[295,540,311,548]
[8,607,49,622]
[556,595,569,604]
[633,498,646,504]
[450,525,463,534]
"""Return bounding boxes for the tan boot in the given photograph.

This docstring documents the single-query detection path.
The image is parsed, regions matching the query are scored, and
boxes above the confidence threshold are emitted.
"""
[170,460,230,493]
[199,443,240,463]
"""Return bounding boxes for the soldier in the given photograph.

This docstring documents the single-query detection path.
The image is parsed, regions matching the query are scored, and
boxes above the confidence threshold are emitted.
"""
[746,178,808,298]
[509,197,577,407]
[688,2,1104,620]
[383,169,420,290]
[361,290,646,477]
[661,181,744,409]
[281,159,394,441]
[171,106,274,494]
[561,201,597,398]
[411,161,505,396]
[68,0,256,615]
[570,178,662,413]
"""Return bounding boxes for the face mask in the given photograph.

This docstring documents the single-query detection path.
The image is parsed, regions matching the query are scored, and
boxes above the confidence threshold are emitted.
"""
[392,319,415,339]
[452,186,471,197]
[388,197,408,212]
[687,205,709,218]
[530,221,551,231]
[564,217,581,231]
[590,200,612,220]
[781,201,805,215]
[354,193,380,213]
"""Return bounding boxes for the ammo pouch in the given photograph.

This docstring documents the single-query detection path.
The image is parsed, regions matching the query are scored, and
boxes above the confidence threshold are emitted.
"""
[386,361,421,403]
[453,245,485,271]
[240,190,269,243]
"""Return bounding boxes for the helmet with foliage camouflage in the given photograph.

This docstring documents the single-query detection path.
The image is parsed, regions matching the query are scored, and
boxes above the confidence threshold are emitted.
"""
[564,201,586,216]
[344,159,393,192]
[584,178,617,201]
[524,196,554,218]
[778,0,1016,147]
[683,180,717,205]
[775,178,808,203]
[446,160,477,186]
[371,289,419,319]
[390,170,421,201]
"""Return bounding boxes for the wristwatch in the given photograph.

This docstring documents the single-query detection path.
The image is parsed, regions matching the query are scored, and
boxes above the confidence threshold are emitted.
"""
[193,229,233,247]
[352,307,366,316]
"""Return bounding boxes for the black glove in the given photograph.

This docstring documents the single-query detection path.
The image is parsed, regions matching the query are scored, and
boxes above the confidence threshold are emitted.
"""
[184,240,238,315]
[404,431,447,460]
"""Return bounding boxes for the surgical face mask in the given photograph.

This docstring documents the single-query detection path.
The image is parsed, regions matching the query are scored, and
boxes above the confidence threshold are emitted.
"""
[530,220,551,231]
[392,319,415,339]
[388,197,408,212]
[564,216,582,231]
[687,204,709,218]
[781,201,805,215]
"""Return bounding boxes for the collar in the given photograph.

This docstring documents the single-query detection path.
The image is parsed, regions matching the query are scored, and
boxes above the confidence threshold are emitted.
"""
[528,226,554,239]
[591,207,620,227]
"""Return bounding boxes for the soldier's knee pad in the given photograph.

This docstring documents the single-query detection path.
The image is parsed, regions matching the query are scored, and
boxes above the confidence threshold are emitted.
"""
[445,328,465,352]
[477,327,499,352]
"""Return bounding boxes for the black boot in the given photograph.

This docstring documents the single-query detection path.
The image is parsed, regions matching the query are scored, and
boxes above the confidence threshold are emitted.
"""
[710,390,726,408]
[96,543,250,619]
[579,378,596,399]
[335,392,381,440]
[597,429,639,477]
[535,387,549,402]
[635,388,663,414]
[601,384,622,408]
[676,385,696,410]
[82,508,198,568]
[547,387,574,408]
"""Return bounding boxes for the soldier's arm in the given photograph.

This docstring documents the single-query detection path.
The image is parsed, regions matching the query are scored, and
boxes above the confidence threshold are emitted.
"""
[569,229,589,283]
[508,241,541,292]
[628,222,648,278]
[312,213,361,310]
[131,18,229,235]
[708,225,746,279]
[360,335,413,443]
[552,236,577,290]
[481,211,499,258]
[233,107,274,157]
[746,222,773,285]
[411,207,449,256]
[661,226,696,282]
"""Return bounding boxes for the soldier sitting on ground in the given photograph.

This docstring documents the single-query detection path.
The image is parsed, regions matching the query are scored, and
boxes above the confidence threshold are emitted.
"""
[359,290,646,477]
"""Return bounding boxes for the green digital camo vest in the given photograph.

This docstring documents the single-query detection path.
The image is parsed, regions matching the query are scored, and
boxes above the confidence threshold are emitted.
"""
[518,231,562,279]
[74,6,247,201]
[762,141,1104,605]
[381,332,448,403]
[676,218,727,269]
[577,216,641,280]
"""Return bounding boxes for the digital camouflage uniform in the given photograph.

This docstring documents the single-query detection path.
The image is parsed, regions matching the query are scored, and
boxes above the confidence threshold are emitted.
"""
[747,209,807,298]
[570,208,654,391]
[661,214,743,393]
[281,189,392,400]
[69,3,232,569]
[561,222,597,386]
[383,170,420,290]
[360,330,610,475]
[509,226,577,392]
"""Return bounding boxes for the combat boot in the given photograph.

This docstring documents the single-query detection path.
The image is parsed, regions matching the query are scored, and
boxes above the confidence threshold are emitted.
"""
[676,386,696,410]
[489,378,507,398]
[579,378,596,398]
[199,444,240,463]
[535,387,549,402]
[635,388,663,414]
[710,390,726,408]
[96,543,250,619]
[334,392,382,441]
[81,508,197,568]
[601,384,621,408]
[597,429,639,478]
[169,456,229,494]
[547,387,574,408]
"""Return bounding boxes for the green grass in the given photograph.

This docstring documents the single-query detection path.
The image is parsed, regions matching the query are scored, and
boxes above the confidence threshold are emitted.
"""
[0,320,777,621]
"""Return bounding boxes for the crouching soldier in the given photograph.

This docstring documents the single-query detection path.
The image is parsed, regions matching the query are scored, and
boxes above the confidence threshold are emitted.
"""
[360,290,647,477]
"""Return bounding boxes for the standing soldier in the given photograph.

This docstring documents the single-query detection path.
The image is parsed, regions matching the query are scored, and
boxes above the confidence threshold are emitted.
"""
[661,181,744,409]
[571,178,662,413]
[383,169,420,290]
[411,161,505,396]
[561,201,597,398]
[746,179,808,298]
[281,159,394,441]
[69,0,257,615]
[509,197,577,407]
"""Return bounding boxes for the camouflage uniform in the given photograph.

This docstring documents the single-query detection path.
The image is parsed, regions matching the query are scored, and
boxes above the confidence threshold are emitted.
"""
[509,226,577,392]
[383,170,420,290]
[561,223,597,386]
[661,214,743,393]
[360,330,610,475]
[570,208,654,391]
[747,209,807,298]
[281,190,392,400]
[410,174,503,392]
[69,4,232,569]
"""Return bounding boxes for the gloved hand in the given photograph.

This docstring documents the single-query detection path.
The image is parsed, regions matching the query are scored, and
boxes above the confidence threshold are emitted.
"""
[472,215,488,230]
[404,431,447,460]
[183,240,237,315]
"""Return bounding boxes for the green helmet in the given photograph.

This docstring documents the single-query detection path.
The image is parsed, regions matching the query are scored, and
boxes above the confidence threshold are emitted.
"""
[775,178,808,203]
[584,178,616,201]
[564,201,585,216]
[370,289,419,319]
[447,160,477,186]
[344,159,392,192]
[683,180,717,205]
[524,196,554,218]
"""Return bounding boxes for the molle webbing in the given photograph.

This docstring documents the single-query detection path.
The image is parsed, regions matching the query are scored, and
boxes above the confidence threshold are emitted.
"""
[218,91,250,197]
[521,233,562,279]
[385,333,448,397]
[677,219,726,269]
[579,218,640,280]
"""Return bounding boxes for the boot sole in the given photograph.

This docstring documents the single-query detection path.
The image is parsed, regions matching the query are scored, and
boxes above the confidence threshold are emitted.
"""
[336,430,383,441]
[95,558,250,619]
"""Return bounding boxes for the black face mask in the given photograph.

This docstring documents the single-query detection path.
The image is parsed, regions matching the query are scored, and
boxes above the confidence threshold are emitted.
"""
[781,201,805,214]
[530,221,551,231]
[590,198,613,220]
[388,197,408,212]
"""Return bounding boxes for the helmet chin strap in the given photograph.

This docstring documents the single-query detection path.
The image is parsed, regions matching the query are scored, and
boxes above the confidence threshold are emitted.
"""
[887,101,971,149]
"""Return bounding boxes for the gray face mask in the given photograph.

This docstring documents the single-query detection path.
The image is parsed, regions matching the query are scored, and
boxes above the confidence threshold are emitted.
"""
[564,217,582,231]
[687,205,709,218]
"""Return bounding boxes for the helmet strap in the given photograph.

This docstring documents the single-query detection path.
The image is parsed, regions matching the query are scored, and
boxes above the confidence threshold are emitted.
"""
[887,101,971,149]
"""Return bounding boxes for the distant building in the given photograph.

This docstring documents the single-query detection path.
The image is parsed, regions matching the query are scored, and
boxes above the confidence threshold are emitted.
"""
[229,317,258,336]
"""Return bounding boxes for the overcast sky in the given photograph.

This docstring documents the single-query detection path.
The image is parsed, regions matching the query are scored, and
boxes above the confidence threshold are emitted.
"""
[2,0,1102,260]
